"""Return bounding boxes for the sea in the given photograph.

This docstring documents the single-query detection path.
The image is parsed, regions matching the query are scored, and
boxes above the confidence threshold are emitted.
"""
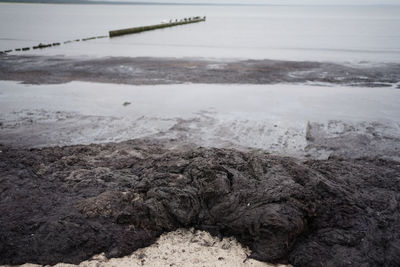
[0,2,400,63]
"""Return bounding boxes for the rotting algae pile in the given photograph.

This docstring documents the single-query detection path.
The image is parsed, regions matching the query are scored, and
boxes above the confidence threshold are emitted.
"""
[1,139,399,267]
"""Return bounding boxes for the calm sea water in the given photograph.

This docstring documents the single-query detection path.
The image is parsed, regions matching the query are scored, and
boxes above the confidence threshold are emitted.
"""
[1,3,400,63]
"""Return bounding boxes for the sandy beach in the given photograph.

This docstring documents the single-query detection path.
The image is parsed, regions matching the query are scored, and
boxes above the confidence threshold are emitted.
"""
[1,2,400,266]
[1,74,399,266]
[5,229,289,267]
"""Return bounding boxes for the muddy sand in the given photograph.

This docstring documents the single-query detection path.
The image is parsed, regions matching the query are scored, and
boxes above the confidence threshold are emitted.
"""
[0,55,400,87]
[1,55,400,266]
[1,81,399,161]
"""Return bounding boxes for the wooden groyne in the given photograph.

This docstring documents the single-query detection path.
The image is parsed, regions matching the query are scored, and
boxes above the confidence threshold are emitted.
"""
[0,16,206,54]
[109,16,206,38]
[0,36,108,55]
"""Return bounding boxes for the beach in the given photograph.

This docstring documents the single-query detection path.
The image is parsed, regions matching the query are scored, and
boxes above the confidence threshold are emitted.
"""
[1,1,400,266]
[6,229,287,267]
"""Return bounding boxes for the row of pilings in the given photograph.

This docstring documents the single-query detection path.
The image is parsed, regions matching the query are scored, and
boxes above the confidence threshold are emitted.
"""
[0,35,107,55]
[1,16,206,55]
[109,16,206,37]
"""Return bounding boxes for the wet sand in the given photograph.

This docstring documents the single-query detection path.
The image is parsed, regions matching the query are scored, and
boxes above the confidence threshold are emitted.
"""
[0,81,399,160]
[1,55,400,266]
[0,55,399,87]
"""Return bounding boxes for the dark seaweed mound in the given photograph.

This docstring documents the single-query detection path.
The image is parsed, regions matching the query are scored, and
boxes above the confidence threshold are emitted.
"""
[0,140,399,266]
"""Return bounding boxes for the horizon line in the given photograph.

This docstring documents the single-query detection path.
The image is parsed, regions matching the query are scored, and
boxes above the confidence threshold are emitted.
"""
[1,0,400,6]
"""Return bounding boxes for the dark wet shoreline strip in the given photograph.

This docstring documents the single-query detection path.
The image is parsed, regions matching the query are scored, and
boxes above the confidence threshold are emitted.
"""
[0,55,399,87]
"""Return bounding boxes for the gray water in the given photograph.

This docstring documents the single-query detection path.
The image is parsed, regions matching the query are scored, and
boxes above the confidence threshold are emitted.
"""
[1,3,400,63]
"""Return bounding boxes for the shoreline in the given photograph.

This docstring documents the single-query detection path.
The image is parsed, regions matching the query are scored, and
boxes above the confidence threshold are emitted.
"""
[0,55,399,87]
[1,81,399,161]
[0,56,399,266]
[1,3,400,266]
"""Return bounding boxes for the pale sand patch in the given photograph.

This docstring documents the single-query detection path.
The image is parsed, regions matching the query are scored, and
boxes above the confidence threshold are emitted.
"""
[5,229,291,267]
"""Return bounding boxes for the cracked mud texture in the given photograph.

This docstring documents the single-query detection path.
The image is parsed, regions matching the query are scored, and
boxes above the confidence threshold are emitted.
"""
[0,55,399,86]
[1,139,400,266]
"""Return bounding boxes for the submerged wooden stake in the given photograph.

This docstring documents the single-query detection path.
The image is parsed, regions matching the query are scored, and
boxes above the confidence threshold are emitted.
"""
[109,17,206,38]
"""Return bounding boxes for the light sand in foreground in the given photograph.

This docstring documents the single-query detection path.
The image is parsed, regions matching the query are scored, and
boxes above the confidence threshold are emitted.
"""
[5,229,291,267]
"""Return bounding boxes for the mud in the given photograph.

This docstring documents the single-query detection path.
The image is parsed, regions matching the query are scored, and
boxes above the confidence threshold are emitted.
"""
[304,120,400,161]
[1,139,399,266]
[1,108,399,161]
[1,55,399,87]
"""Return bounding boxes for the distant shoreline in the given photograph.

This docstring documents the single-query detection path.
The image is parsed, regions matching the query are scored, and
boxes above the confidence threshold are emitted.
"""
[0,0,269,6]
[1,55,399,88]
[0,0,398,7]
